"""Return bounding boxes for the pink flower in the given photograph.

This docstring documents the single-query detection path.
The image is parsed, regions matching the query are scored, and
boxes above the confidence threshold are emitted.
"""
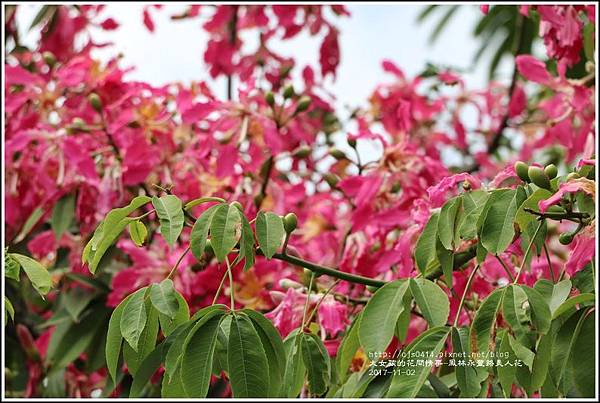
[317,295,348,337]
[319,28,340,78]
[426,173,481,207]
[480,5,490,15]
[565,225,596,276]
[265,288,308,338]
[516,55,553,85]
[538,178,595,213]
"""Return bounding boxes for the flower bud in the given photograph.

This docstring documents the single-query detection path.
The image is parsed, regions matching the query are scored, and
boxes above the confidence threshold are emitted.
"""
[544,164,558,179]
[329,148,347,160]
[295,96,312,113]
[88,93,103,113]
[323,173,340,188]
[559,232,574,245]
[514,161,530,182]
[283,213,298,234]
[283,84,295,99]
[292,145,311,159]
[42,51,56,68]
[528,166,551,190]
[347,137,357,148]
[265,91,275,107]
[279,278,303,290]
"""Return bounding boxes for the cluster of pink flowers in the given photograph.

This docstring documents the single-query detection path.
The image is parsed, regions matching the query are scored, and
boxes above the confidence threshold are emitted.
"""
[4,4,595,397]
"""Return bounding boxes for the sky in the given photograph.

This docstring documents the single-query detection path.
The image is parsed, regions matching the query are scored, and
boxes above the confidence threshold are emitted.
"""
[13,4,525,165]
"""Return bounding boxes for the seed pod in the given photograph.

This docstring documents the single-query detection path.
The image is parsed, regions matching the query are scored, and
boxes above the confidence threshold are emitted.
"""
[514,161,530,182]
[88,93,103,113]
[566,172,581,181]
[283,213,298,234]
[323,173,339,188]
[42,51,56,68]
[302,268,319,286]
[559,232,574,245]
[295,96,312,113]
[283,84,295,99]
[544,164,558,179]
[528,166,551,189]
[265,91,275,107]
[292,145,311,159]
[329,148,347,160]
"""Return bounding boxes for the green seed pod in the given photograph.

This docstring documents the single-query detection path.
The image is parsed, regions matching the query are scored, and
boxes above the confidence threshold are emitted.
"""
[295,96,312,113]
[514,161,530,182]
[88,93,103,113]
[323,173,340,188]
[566,172,581,181]
[283,213,298,234]
[265,91,275,107]
[559,232,574,245]
[528,166,551,189]
[347,137,357,148]
[329,148,347,160]
[283,84,295,99]
[42,51,56,68]
[544,164,558,179]
[292,145,311,159]
[204,238,214,255]
[231,201,243,211]
[72,117,85,128]
[302,268,319,286]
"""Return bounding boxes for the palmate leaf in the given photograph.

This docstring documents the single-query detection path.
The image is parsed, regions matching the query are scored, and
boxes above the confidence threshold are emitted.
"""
[227,313,270,397]
[152,195,185,248]
[82,196,151,273]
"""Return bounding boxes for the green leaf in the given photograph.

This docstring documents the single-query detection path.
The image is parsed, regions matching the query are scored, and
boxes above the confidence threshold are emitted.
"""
[149,279,179,319]
[51,194,75,240]
[386,326,450,397]
[14,206,44,243]
[549,309,586,393]
[459,190,489,240]
[470,287,503,354]
[533,279,571,316]
[435,237,454,288]
[129,342,165,397]
[180,309,224,397]
[82,196,151,273]
[520,285,551,334]
[237,211,256,271]
[184,196,226,210]
[158,291,189,337]
[480,188,526,255]
[301,332,331,395]
[501,285,528,338]
[119,287,149,352]
[9,253,52,296]
[337,312,361,383]
[583,23,595,61]
[552,293,595,320]
[152,195,184,248]
[515,188,552,232]
[414,212,439,274]
[128,220,148,246]
[5,297,15,325]
[5,252,21,281]
[62,287,97,322]
[508,335,535,370]
[497,330,517,397]
[570,311,595,397]
[123,301,159,376]
[282,330,306,397]
[409,278,449,327]
[210,204,241,262]
[227,313,270,397]
[256,211,285,259]
[242,309,286,397]
[437,196,463,250]
[189,204,221,261]
[359,280,409,355]
[452,327,481,397]
[105,291,137,383]
[531,324,556,392]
